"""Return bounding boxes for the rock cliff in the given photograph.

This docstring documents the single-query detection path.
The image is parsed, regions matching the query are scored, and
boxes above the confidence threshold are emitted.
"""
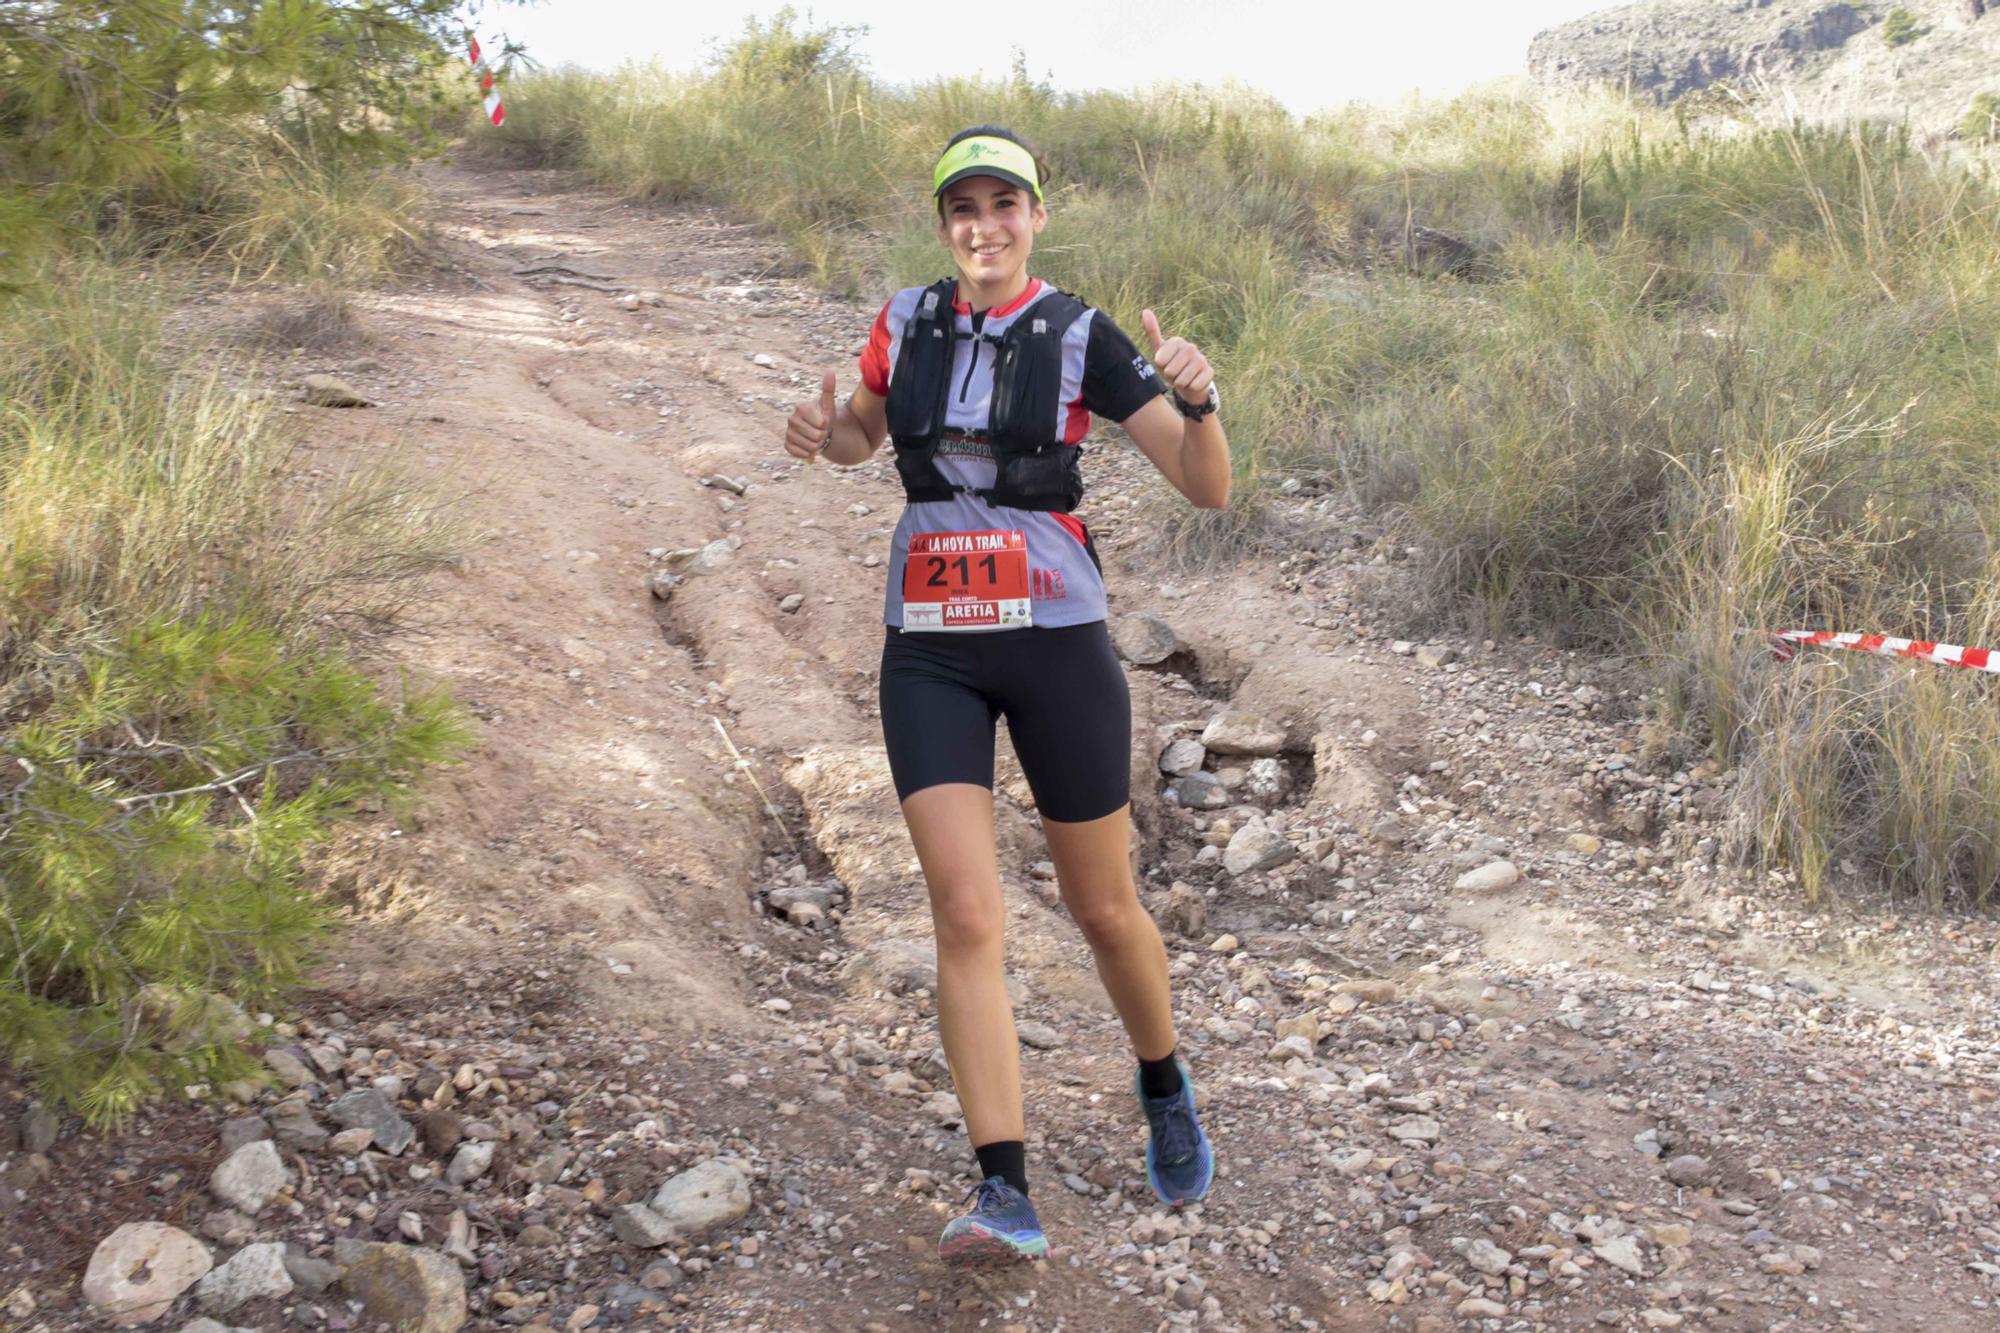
[1529,0,1999,136]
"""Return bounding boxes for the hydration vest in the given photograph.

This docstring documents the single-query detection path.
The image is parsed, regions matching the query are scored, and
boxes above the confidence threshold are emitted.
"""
[884,278,1090,513]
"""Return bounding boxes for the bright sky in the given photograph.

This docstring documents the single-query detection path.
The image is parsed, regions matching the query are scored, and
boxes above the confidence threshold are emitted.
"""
[491,0,1613,113]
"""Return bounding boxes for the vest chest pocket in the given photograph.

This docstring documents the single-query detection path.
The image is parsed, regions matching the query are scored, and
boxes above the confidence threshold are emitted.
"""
[990,445,1084,513]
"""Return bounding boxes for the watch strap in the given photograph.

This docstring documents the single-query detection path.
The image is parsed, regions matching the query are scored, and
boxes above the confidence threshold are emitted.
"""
[1173,383,1219,420]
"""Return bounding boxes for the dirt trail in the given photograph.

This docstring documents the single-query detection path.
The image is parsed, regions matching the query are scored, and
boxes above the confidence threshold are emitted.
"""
[9,162,2000,1333]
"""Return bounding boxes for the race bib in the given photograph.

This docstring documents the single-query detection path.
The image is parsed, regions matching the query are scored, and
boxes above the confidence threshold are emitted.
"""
[901,529,1032,632]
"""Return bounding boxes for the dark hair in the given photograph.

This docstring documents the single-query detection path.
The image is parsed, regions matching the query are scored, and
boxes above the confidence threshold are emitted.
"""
[935,124,1051,216]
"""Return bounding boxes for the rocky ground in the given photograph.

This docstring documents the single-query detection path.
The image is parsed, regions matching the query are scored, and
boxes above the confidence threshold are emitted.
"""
[5,162,2000,1332]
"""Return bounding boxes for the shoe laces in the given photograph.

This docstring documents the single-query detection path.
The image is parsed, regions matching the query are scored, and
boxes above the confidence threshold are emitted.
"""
[1153,1094,1200,1166]
[962,1175,1018,1212]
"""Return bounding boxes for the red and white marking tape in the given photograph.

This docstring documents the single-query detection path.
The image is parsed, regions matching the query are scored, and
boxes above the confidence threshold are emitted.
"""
[1767,630,2000,674]
[467,33,504,126]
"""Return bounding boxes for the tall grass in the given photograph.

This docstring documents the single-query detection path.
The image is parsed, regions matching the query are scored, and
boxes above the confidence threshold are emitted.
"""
[0,264,467,662]
[486,18,2000,908]
[191,132,430,285]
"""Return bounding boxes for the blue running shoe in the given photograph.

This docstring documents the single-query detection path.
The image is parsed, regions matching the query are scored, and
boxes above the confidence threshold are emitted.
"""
[1137,1064,1214,1207]
[937,1176,1048,1267]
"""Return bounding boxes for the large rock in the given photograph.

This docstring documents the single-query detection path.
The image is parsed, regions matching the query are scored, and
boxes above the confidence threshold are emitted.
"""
[446,1141,495,1186]
[1223,824,1297,877]
[300,374,373,408]
[1336,978,1398,1006]
[281,1248,341,1295]
[1310,733,1389,814]
[1157,738,1207,776]
[1592,1233,1649,1277]
[1268,1034,1314,1061]
[1243,757,1289,804]
[611,1203,677,1247]
[1663,1153,1711,1186]
[1172,771,1228,809]
[263,1048,313,1088]
[82,1222,213,1327]
[217,1117,270,1156]
[328,1087,414,1156]
[1388,1116,1441,1145]
[766,883,838,914]
[663,539,735,577]
[1113,614,1180,665]
[209,1140,289,1214]
[20,1103,59,1154]
[341,1244,467,1333]
[649,1160,751,1240]
[123,986,252,1053]
[268,1101,327,1151]
[1464,1238,1513,1275]
[1161,883,1207,938]
[195,1243,291,1314]
[842,938,938,996]
[1200,711,1286,757]
[1275,1012,1320,1045]
[1454,860,1522,893]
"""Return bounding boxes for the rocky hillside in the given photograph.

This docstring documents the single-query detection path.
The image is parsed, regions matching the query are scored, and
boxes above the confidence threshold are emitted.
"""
[1529,0,2000,136]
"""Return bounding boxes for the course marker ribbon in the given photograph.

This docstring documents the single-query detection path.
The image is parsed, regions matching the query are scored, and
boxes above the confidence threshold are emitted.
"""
[467,33,504,127]
[1767,630,1999,674]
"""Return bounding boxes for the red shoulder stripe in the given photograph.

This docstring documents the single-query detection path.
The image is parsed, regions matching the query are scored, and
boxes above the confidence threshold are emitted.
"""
[859,300,894,397]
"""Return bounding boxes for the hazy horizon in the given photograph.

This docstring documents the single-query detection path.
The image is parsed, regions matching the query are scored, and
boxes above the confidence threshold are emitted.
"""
[491,0,1614,116]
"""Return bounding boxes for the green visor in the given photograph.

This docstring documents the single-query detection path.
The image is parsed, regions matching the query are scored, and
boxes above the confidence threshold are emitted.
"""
[932,135,1042,202]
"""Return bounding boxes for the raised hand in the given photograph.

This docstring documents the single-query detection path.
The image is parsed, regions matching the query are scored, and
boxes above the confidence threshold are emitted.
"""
[783,370,839,462]
[1141,308,1214,406]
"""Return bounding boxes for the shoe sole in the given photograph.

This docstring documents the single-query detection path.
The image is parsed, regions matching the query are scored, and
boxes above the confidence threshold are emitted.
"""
[937,1222,1048,1268]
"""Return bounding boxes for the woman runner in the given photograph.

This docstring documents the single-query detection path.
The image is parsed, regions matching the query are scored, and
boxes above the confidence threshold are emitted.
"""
[781,125,1229,1266]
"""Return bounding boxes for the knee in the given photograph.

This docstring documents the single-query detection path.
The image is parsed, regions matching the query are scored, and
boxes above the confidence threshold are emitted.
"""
[930,883,1004,954]
[1069,893,1149,954]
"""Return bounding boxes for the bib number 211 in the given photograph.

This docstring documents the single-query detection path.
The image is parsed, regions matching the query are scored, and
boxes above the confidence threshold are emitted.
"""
[901,529,1032,631]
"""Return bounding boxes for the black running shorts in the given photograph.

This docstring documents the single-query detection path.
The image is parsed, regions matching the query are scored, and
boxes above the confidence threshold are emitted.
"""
[879,621,1131,823]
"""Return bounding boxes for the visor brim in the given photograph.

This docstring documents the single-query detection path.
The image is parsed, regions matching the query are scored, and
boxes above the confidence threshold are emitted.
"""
[933,166,1040,201]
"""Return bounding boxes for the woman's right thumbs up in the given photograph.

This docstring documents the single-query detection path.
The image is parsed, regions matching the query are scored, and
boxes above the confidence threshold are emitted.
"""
[784,370,840,461]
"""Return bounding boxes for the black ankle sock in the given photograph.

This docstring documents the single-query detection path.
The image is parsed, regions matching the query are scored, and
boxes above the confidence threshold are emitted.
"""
[1138,1050,1184,1100]
[974,1139,1028,1195]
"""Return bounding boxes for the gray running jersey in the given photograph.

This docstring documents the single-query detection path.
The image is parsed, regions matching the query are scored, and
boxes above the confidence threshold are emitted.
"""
[858,279,1166,629]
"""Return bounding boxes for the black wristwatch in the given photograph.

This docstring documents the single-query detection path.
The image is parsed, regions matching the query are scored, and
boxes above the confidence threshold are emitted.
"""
[1173,383,1219,420]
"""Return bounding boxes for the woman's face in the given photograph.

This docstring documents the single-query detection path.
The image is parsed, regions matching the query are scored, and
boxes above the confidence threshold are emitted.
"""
[937,175,1047,287]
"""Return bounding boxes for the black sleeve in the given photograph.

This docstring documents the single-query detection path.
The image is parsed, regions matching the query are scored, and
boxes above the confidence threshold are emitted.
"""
[1079,311,1169,424]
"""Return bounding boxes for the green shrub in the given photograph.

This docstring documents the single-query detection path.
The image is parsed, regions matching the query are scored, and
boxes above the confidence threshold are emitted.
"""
[1881,7,1924,45]
[1965,92,2000,144]
[0,614,466,1125]
[0,1,474,281]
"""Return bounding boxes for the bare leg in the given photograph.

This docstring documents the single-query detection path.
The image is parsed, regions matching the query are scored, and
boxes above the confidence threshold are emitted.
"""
[1042,804,1177,1061]
[900,782,1022,1146]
